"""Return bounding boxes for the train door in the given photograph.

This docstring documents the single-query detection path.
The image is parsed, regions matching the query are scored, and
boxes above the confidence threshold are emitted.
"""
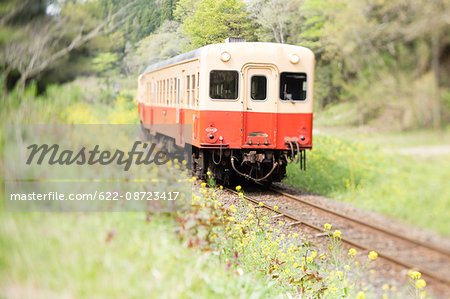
[242,64,278,148]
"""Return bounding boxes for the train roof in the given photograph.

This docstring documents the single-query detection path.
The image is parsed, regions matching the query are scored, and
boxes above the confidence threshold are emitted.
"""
[142,47,204,75]
[140,42,313,76]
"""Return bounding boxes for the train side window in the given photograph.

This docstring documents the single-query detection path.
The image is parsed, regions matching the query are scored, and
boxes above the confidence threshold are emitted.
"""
[186,75,190,107]
[192,75,196,104]
[173,78,176,105]
[170,78,174,106]
[153,82,156,104]
[279,72,307,101]
[169,79,172,106]
[166,79,169,105]
[177,78,181,105]
[250,75,267,101]
[146,82,150,104]
[158,80,161,104]
[197,72,200,104]
[163,79,166,105]
[209,70,238,100]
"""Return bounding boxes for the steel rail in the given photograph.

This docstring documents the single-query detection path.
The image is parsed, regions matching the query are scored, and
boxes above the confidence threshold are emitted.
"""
[225,188,450,286]
[270,187,450,257]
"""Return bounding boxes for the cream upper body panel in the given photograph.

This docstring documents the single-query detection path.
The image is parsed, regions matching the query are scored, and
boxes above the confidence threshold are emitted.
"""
[139,42,315,114]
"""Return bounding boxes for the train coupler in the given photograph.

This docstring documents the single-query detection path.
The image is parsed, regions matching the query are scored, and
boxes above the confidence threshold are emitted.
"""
[242,151,265,164]
[285,138,306,171]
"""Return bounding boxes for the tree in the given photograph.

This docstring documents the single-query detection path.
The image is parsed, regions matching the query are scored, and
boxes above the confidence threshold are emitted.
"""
[296,0,450,128]
[1,0,137,92]
[93,52,119,77]
[175,0,256,49]
[247,0,303,44]
[124,20,188,75]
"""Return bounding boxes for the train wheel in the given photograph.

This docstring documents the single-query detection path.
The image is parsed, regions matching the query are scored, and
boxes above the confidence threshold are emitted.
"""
[139,123,151,142]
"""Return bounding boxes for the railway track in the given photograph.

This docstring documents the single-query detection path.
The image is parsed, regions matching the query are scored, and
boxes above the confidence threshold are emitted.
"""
[224,185,450,288]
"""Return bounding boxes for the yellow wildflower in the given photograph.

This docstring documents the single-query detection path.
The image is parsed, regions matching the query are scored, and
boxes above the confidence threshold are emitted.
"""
[206,171,211,175]
[382,284,389,291]
[324,223,332,230]
[333,230,341,238]
[368,251,378,260]
[408,270,421,280]
[201,182,207,188]
[344,265,350,271]
[259,202,264,207]
[356,291,365,299]
[228,217,236,221]
[274,205,279,211]
[348,248,356,257]
[236,185,242,191]
[219,185,223,189]
[415,279,426,289]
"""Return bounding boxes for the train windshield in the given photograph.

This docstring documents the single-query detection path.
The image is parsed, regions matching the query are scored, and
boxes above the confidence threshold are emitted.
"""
[279,72,307,101]
[251,75,267,101]
[209,70,239,100]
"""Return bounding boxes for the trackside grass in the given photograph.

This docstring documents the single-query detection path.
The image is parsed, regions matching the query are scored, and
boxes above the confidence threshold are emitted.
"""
[0,212,287,298]
[0,184,429,298]
[284,134,450,236]
[0,81,434,298]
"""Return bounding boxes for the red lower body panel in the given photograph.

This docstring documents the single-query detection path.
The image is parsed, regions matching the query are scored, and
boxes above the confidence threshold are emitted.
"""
[138,103,312,150]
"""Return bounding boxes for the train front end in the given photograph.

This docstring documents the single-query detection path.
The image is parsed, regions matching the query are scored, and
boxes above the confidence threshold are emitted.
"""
[193,42,314,184]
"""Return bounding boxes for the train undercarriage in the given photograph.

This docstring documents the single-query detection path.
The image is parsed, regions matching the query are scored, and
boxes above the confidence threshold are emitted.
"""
[192,148,291,185]
[140,126,306,186]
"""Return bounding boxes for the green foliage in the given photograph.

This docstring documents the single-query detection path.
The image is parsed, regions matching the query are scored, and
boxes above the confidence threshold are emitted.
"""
[98,0,177,45]
[182,187,374,298]
[92,52,119,77]
[0,213,285,297]
[124,20,188,75]
[176,0,256,49]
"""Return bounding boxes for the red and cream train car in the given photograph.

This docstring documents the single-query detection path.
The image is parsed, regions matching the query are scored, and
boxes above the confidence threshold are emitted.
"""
[138,42,314,184]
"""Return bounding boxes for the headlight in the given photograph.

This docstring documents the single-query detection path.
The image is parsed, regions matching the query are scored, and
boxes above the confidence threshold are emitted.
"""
[220,51,231,62]
[290,54,300,64]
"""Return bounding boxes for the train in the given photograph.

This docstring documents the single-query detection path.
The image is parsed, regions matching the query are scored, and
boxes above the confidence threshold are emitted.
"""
[137,40,314,185]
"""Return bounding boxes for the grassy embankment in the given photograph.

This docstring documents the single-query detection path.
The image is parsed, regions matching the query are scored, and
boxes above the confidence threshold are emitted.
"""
[0,80,431,298]
[285,120,450,236]
[0,81,277,298]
